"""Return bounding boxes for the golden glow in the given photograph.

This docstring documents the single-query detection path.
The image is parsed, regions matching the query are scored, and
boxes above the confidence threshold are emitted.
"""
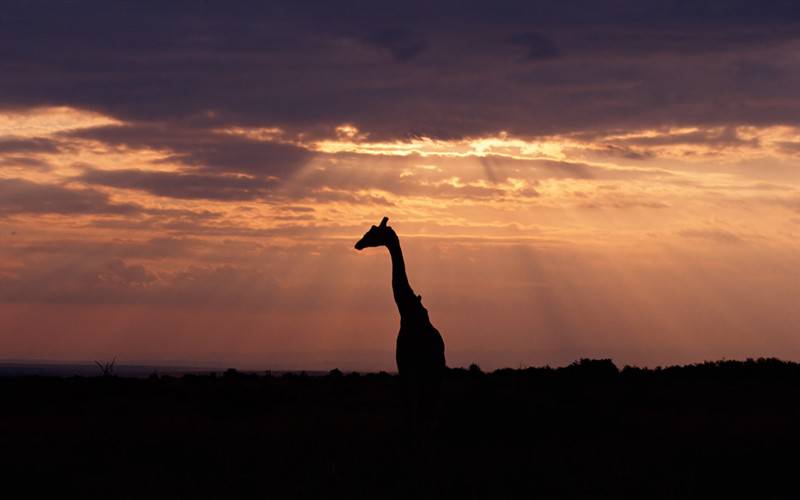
[0,106,120,136]
[312,126,571,160]
[1,107,799,368]
[1,109,798,243]
[215,126,285,141]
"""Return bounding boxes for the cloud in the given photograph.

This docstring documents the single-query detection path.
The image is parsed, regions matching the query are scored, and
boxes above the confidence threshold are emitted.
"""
[592,144,654,161]
[4,237,210,261]
[0,156,51,170]
[509,33,560,60]
[67,125,313,176]
[100,258,158,286]
[304,190,395,205]
[358,28,428,62]
[617,127,758,148]
[0,257,279,307]
[0,178,141,216]
[578,197,670,210]
[777,141,800,155]
[2,1,800,140]
[79,168,277,201]
[0,137,61,153]
[678,228,745,244]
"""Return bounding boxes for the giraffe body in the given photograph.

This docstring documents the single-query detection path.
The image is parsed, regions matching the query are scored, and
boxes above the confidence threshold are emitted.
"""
[396,298,445,383]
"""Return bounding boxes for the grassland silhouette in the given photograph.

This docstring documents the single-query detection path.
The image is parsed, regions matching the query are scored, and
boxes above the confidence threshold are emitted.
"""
[2,359,799,498]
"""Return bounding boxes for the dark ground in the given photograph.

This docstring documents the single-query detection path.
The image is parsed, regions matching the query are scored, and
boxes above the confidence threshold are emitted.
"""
[2,358,799,499]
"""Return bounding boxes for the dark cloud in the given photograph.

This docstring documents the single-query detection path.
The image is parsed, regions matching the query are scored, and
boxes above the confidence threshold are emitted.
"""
[594,145,655,161]
[730,60,785,84]
[0,178,141,216]
[2,1,800,140]
[359,28,428,62]
[79,168,277,201]
[67,125,313,176]
[100,259,158,286]
[509,32,560,60]
[498,153,674,184]
[0,137,61,154]
[777,141,800,155]
[617,127,758,148]
[0,156,52,170]
[0,177,228,223]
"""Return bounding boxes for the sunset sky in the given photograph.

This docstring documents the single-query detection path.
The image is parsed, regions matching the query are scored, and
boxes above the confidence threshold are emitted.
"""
[1,1,799,370]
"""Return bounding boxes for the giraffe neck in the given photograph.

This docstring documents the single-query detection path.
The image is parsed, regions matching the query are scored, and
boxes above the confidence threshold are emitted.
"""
[387,241,416,315]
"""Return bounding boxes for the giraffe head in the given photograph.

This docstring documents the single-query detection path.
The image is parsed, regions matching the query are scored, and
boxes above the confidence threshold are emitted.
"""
[354,216,398,250]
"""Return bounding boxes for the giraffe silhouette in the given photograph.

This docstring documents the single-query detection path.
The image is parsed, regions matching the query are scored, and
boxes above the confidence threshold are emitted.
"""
[355,217,446,423]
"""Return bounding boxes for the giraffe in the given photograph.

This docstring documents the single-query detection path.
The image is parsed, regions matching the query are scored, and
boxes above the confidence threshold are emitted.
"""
[355,217,446,423]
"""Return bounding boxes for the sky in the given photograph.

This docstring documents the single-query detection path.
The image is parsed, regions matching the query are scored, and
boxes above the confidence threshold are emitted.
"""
[1,0,799,370]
